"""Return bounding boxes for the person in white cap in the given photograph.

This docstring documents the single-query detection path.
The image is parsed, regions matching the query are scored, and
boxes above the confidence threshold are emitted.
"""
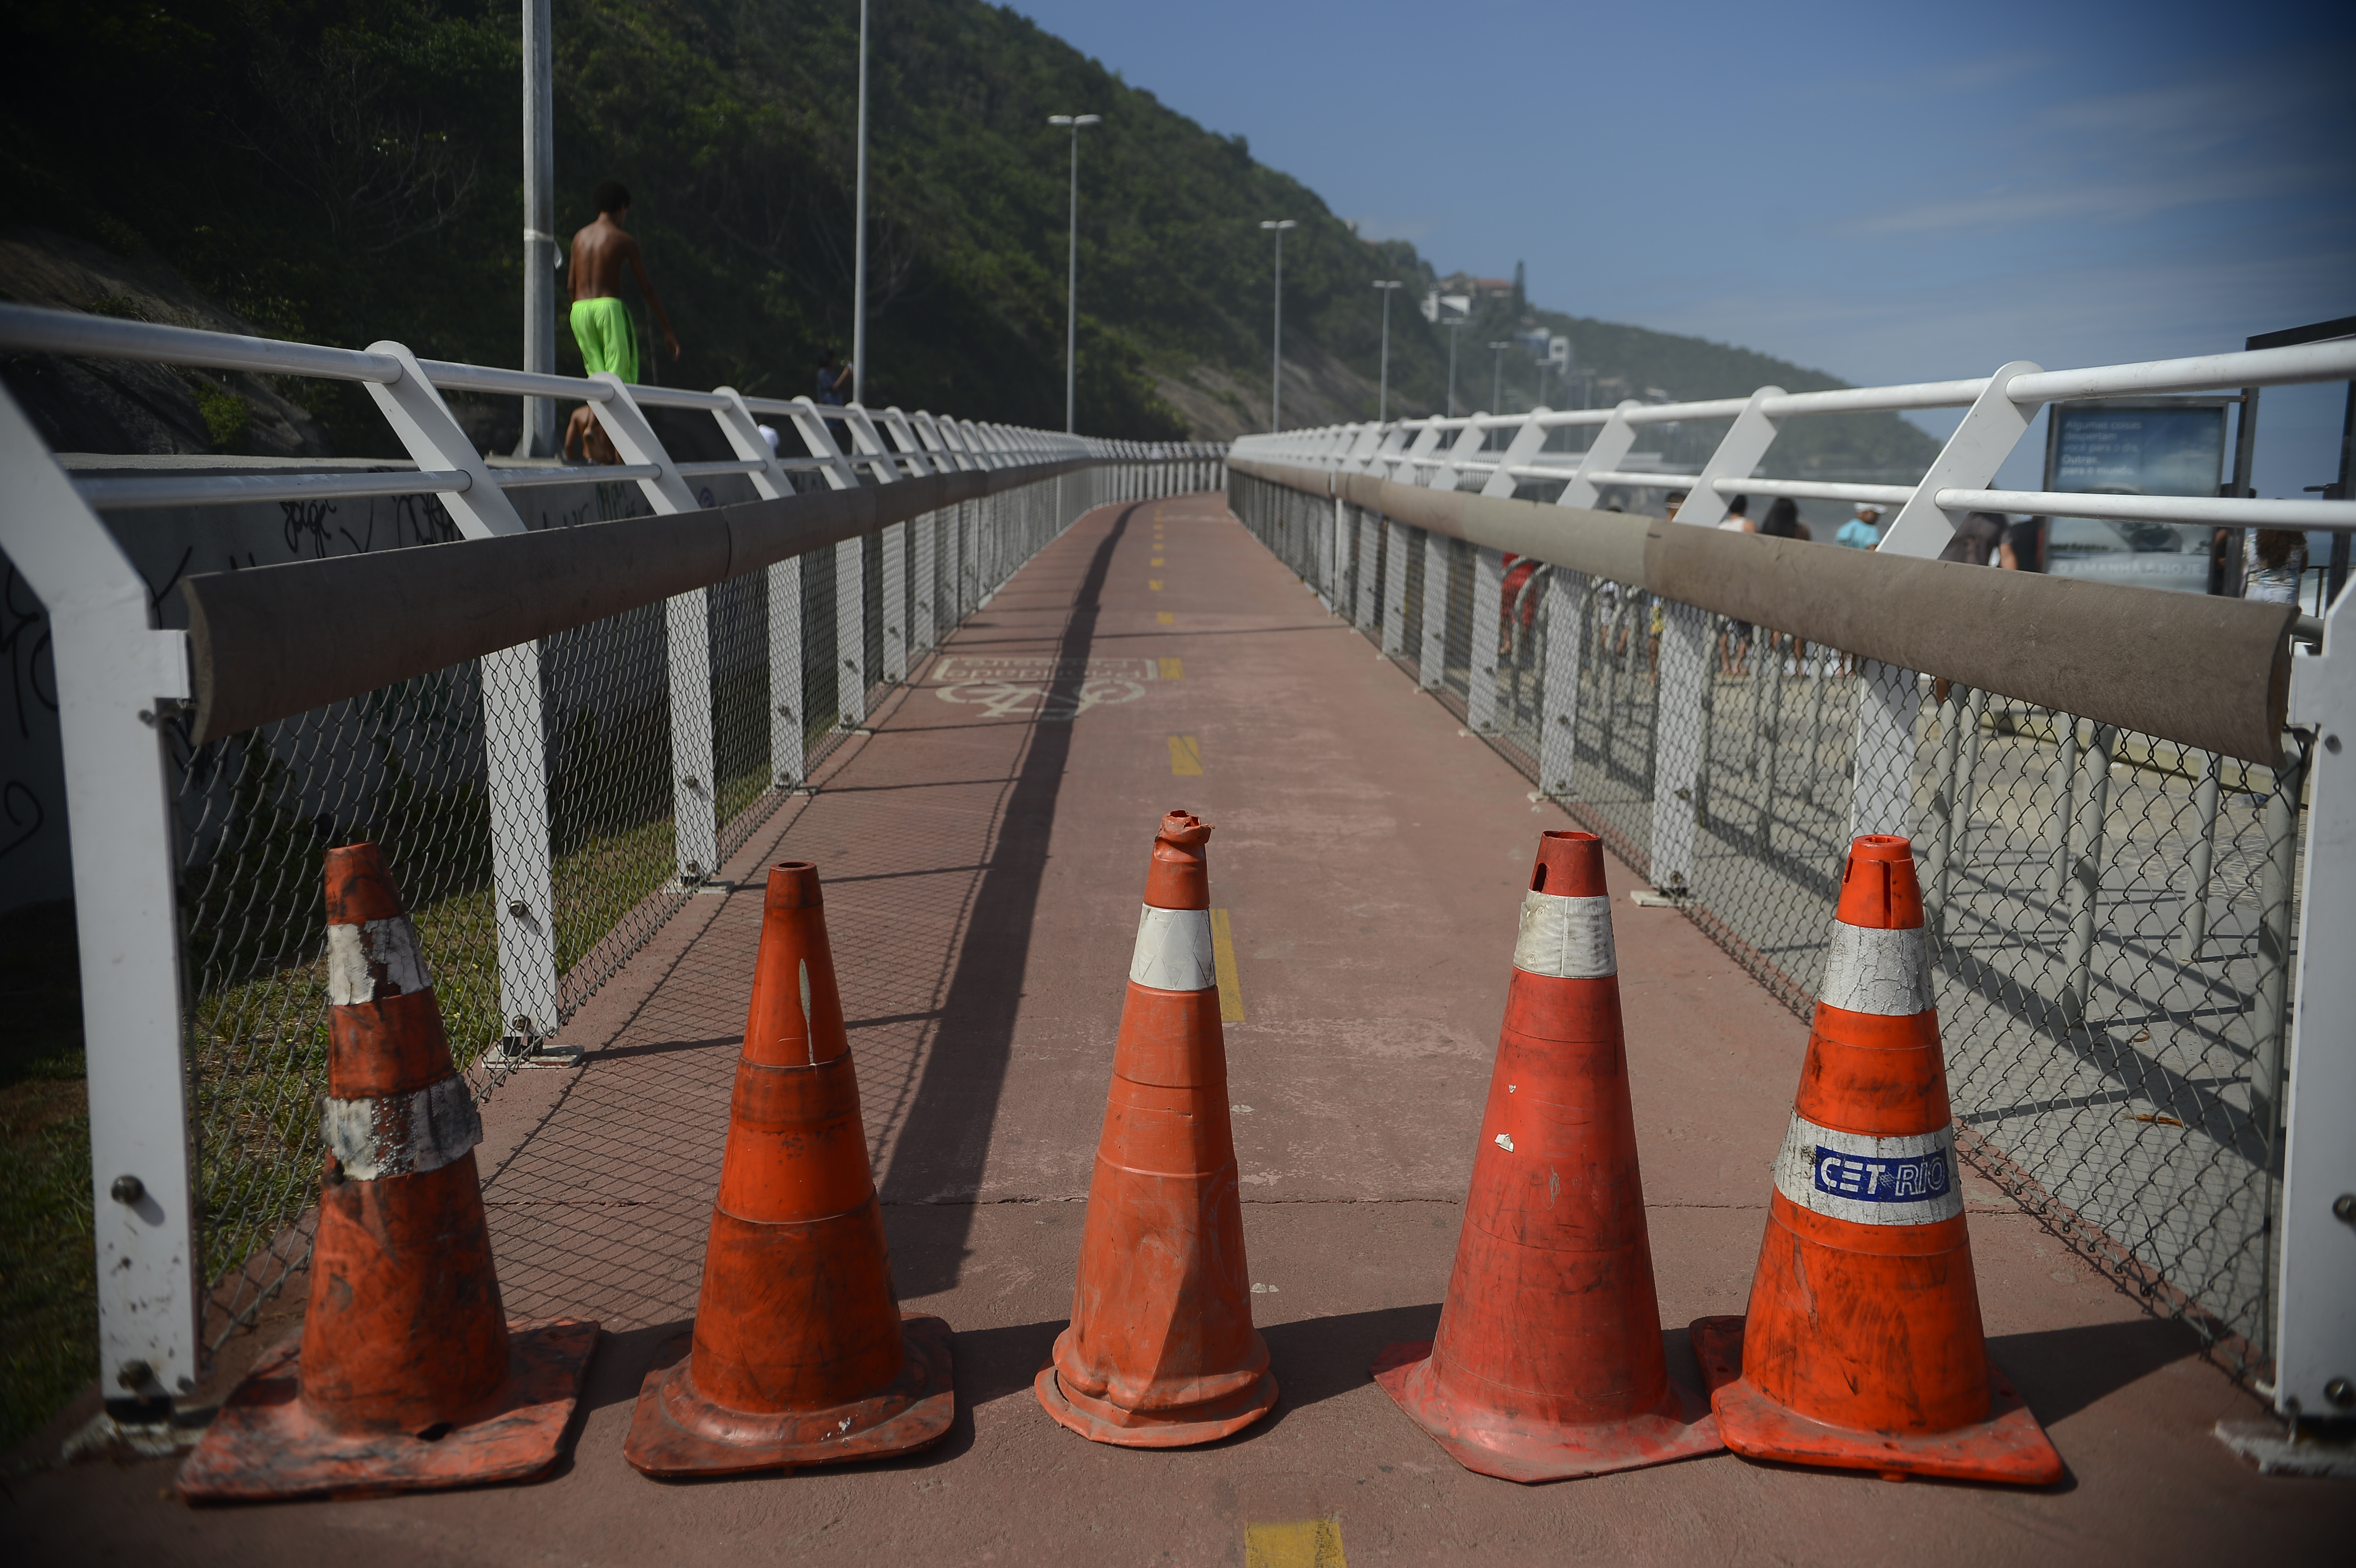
[1836,503,1882,550]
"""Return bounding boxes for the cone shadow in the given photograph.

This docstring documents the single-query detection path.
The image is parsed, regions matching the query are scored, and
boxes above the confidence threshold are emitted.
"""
[876,502,1141,1295]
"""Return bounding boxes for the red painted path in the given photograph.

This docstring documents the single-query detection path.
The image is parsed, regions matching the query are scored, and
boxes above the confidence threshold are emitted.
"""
[15,494,2345,1565]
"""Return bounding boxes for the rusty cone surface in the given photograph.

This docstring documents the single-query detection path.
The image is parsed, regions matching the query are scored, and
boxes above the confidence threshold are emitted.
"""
[1690,834,2063,1485]
[1035,810,1277,1447]
[177,842,597,1503]
[1373,830,1721,1481]
[623,861,953,1477]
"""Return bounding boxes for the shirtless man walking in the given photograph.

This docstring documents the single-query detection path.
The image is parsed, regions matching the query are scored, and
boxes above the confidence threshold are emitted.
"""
[565,179,680,460]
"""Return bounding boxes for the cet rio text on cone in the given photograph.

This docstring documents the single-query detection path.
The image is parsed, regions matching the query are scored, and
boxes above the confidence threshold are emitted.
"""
[1036,810,1277,1446]
[1690,834,2063,1485]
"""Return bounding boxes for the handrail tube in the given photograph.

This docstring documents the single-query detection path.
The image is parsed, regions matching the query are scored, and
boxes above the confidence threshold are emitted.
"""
[675,458,772,478]
[1936,487,2356,531]
[1756,380,1990,417]
[496,463,663,488]
[417,359,607,402]
[1583,469,1701,489]
[625,385,736,412]
[78,469,471,511]
[0,302,403,383]
[1712,477,1920,506]
[2007,340,2356,403]
[182,455,1103,742]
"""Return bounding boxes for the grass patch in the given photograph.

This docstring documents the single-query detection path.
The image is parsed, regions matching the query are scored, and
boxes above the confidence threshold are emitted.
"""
[0,901,95,1453]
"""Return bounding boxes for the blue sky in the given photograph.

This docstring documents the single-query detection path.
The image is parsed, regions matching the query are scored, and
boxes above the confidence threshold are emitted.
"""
[1012,0,2354,497]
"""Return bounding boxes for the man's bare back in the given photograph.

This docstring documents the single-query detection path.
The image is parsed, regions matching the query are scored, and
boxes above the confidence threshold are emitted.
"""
[569,201,679,361]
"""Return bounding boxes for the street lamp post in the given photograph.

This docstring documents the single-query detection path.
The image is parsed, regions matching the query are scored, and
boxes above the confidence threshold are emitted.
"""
[1048,113,1101,435]
[515,0,556,457]
[851,0,870,403]
[1372,280,1401,423]
[1445,320,1465,417]
[1260,219,1296,432]
[1488,340,1509,414]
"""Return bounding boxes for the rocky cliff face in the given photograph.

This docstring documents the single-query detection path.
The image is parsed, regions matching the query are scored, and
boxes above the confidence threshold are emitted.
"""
[0,227,332,459]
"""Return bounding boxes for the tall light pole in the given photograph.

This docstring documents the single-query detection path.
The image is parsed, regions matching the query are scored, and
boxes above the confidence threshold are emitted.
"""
[1445,320,1464,416]
[1372,280,1401,423]
[514,0,556,457]
[1260,219,1296,432]
[1048,113,1101,434]
[850,0,871,403]
[1488,340,1509,413]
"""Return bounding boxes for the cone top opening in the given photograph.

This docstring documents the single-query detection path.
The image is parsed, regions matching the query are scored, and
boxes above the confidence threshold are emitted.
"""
[1837,835,1925,930]
[765,862,823,909]
[1529,830,1606,897]
[1143,809,1213,910]
[324,842,406,925]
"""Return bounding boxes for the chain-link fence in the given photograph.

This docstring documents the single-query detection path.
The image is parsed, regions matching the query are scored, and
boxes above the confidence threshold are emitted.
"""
[180,474,1107,1346]
[1233,470,2301,1380]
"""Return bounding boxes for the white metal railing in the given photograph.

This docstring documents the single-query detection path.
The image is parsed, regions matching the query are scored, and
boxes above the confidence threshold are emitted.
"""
[1233,335,2355,1426]
[0,299,1222,1422]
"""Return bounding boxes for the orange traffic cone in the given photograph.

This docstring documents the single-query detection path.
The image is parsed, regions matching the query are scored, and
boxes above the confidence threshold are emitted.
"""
[623,861,953,1476]
[1035,810,1277,1446]
[1372,830,1720,1481]
[1690,834,2062,1484]
[178,843,598,1503]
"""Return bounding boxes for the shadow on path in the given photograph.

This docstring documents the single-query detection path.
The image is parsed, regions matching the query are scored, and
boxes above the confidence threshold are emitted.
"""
[877,502,1138,1294]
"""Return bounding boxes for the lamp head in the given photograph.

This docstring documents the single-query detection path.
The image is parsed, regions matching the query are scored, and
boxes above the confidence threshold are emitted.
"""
[1373,280,1403,290]
[1260,219,1297,231]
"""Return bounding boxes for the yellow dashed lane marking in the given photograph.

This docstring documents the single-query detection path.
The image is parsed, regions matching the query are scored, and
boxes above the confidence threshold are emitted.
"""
[1148,579,1163,591]
[1158,611,1175,625]
[1210,909,1246,1024]
[1168,734,1203,776]
[1152,556,1165,566]
[1158,657,1183,679]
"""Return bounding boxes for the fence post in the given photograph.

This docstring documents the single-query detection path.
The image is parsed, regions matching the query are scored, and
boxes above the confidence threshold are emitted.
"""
[2177,752,2225,961]
[0,391,199,1413]
[2058,723,2119,1024]
[584,376,717,882]
[1468,545,1504,732]
[1649,600,1709,891]
[1850,661,1923,844]
[1538,570,1588,798]
[1380,519,1411,656]
[2276,595,2355,1419]
[1355,508,1381,629]
[1419,533,1450,690]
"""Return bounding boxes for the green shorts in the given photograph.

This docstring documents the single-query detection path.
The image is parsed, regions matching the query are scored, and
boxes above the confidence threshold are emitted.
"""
[569,296,639,383]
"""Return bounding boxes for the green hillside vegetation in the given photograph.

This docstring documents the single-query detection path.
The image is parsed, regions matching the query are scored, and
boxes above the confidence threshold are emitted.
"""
[3,0,1937,477]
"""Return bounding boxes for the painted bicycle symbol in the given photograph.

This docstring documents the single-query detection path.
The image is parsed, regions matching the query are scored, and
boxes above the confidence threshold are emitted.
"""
[928,656,1156,724]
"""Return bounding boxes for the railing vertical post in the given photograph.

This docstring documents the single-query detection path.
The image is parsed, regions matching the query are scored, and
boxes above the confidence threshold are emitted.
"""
[1649,601,1709,891]
[837,534,867,727]
[2253,734,2309,1114]
[1538,570,1588,798]
[367,344,565,1044]
[769,555,805,787]
[1382,520,1411,656]
[584,373,717,882]
[2059,723,2119,1024]
[2178,752,2225,960]
[0,391,198,1414]
[1419,532,1449,690]
[481,646,558,1049]
[1851,362,2043,838]
[1355,507,1381,629]
[1851,661,1922,845]
[1468,545,1504,732]
[1920,683,1969,938]
[881,521,908,684]
[2277,586,2354,1419]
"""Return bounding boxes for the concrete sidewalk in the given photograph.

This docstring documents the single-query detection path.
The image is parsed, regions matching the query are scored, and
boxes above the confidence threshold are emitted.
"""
[14,492,2346,1565]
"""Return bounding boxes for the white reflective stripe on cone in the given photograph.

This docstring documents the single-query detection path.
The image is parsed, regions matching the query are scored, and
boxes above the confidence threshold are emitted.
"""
[1770,1111,1962,1226]
[1129,904,1217,992]
[1513,892,1616,979]
[1819,921,1932,1018]
[325,916,432,1005]
[320,1075,482,1181]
